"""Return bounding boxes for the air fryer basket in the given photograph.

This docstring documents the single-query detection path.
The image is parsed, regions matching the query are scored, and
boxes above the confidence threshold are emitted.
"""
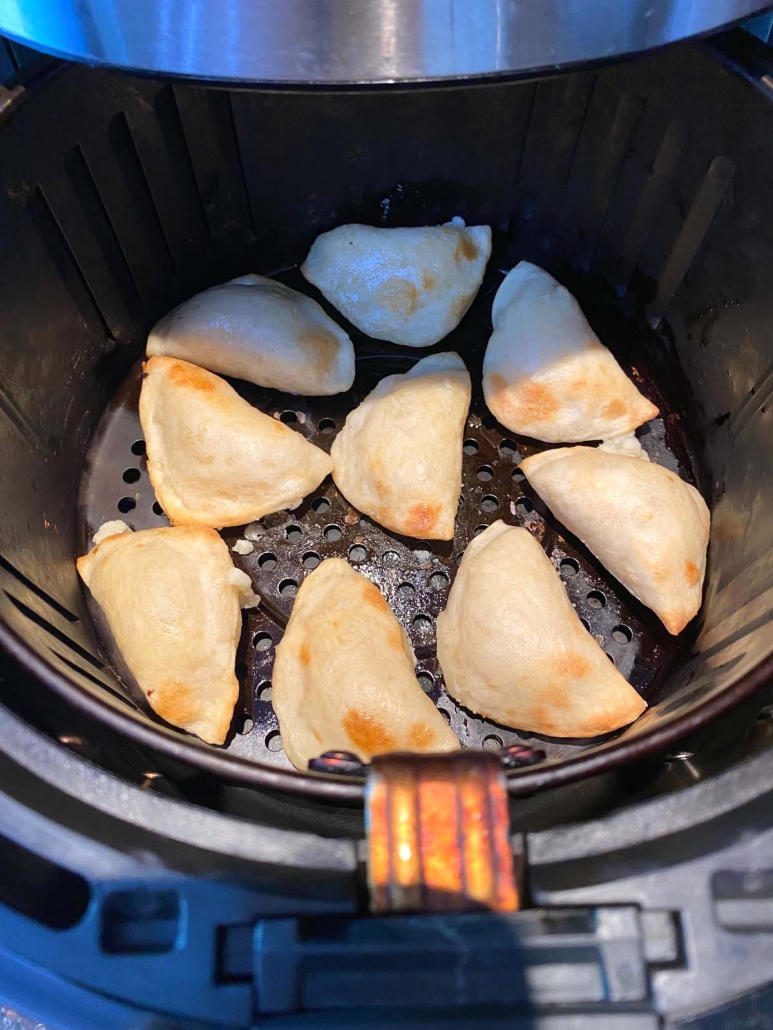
[1,38,772,804]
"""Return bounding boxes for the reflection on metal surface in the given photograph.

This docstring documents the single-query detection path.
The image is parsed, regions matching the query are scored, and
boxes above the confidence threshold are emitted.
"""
[0,0,768,83]
[367,751,519,912]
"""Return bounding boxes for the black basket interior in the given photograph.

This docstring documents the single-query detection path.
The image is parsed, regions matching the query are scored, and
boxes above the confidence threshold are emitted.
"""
[0,40,772,796]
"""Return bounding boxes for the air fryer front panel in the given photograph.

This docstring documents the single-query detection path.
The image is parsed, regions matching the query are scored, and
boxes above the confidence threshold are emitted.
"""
[0,36,772,799]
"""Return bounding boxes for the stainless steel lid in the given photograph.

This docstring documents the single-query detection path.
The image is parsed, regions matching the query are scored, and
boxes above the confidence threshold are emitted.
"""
[0,0,768,85]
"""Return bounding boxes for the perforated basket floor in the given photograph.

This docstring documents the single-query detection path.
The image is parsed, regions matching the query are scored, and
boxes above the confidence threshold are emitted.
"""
[77,266,700,772]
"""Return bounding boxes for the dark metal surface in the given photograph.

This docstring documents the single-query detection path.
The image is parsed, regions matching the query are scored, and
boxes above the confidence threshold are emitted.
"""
[77,263,700,780]
[0,0,769,84]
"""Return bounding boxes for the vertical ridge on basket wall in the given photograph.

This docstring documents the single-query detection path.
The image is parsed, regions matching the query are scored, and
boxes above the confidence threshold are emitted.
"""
[0,71,133,619]
[229,83,536,270]
[0,555,77,623]
[36,145,143,344]
[509,71,596,264]
[89,109,176,310]
[648,155,736,323]
[121,84,212,297]
[0,410,83,615]
[640,46,773,702]
[553,88,647,273]
[0,559,127,707]
[173,86,258,273]
[0,353,47,456]
[27,186,114,345]
[597,116,685,292]
[2,590,101,670]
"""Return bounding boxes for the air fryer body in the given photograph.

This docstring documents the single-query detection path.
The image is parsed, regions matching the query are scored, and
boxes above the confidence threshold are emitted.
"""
[1,24,773,1029]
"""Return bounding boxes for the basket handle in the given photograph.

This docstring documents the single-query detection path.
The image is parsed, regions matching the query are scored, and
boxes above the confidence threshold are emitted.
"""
[365,751,521,913]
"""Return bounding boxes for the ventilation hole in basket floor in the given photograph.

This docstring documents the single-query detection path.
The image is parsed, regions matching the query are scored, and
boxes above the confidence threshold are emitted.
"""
[429,571,450,591]
[482,734,503,750]
[499,439,518,458]
[279,410,297,424]
[302,551,320,569]
[122,468,140,484]
[265,729,282,751]
[560,558,580,577]
[257,680,272,701]
[477,465,494,482]
[238,716,254,735]
[285,525,302,542]
[612,624,633,644]
[412,614,433,635]
[318,418,336,434]
[417,671,434,693]
[473,524,489,537]
[512,467,526,484]
[312,497,330,513]
[152,501,165,517]
[587,590,606,609]
[278,579,298,598]
[258,552,277,570]
[324,525,342,542]
[580,618,591,632]
[481,495,499,512]
[117,497,136,513]
[606,653,615,664]
[382,550,400,566]
[398,582,415,601]
[131,440,145,456]
[463,439,479,455]
[349,544,367,562]
[253,632,272,651]
[514,497,534,515]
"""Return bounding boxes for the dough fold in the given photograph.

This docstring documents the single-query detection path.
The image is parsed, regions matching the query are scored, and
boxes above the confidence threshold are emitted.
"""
[77,524,244,744]
[140,356,333,528]
[520,446,710,634]
[330,353,471,540]
[302,221,491,347]
[483,262,658,441]
[273,559,459,769]
[147,274,355,395]
[437,521,646,737]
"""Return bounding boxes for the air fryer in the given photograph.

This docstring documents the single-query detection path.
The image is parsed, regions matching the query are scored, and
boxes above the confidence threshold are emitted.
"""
[1,18,773,1030]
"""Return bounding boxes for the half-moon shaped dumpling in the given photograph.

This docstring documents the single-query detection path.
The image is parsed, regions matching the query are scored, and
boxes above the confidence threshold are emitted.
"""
[77,522,251,744]
[482,262,658,441]
[140,356,333,529]
[331,352,471,540]
[520,447,710,634]
[436,522,646,737]
[301,220,492,347]
[273,558,459,769]
[147,274,355,395]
